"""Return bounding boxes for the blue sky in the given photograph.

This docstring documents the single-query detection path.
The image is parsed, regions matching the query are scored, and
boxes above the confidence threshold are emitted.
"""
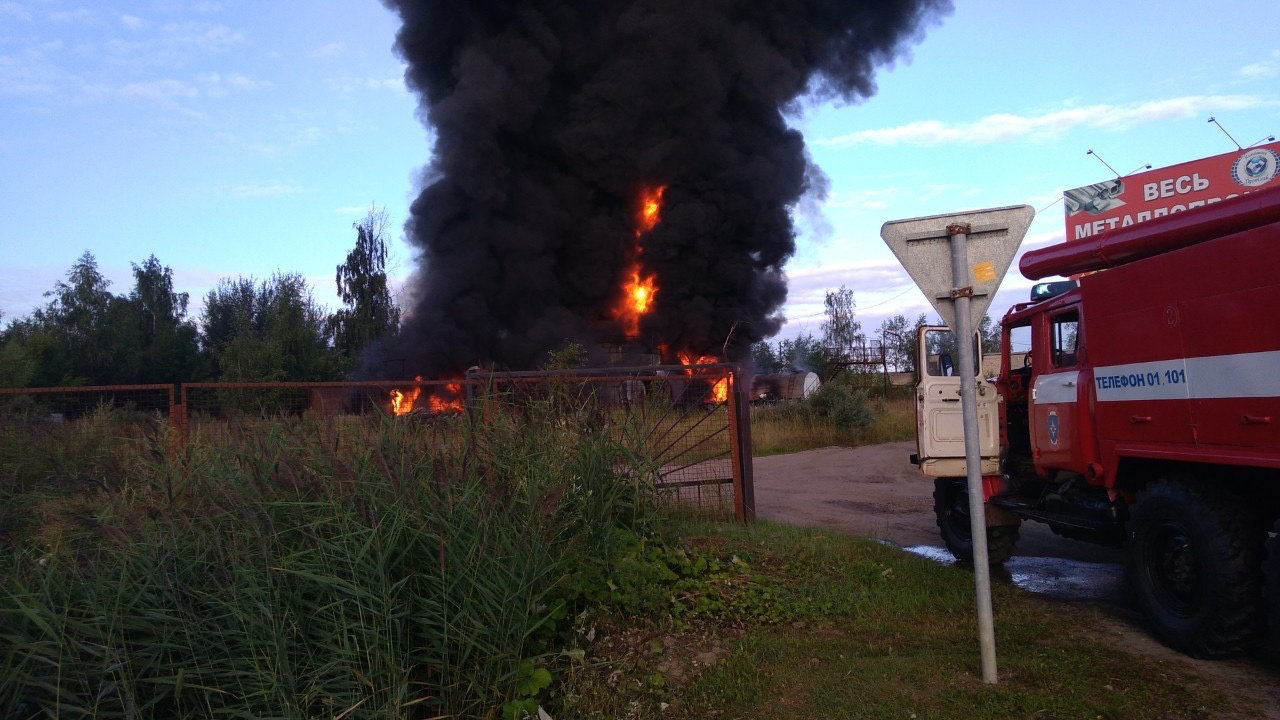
[2,0,1278,348]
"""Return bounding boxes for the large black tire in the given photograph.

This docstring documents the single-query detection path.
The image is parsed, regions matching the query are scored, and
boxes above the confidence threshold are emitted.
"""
[1127,479,1264,658]
[933,477,1020,564]
[1265,522,1280,658]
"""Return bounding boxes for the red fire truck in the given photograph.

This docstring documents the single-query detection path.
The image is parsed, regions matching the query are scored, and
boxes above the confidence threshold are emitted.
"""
[914,185,1280,657]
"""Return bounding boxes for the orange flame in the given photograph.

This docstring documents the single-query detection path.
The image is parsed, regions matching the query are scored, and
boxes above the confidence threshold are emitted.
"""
[391,378,465,415]
[637,185,666,236]
[391,376,424,415]
[615,184,667,338]
[616,264,658,338]
[711,377,729,403]
[677,352,729,403]
[428,382,465,413]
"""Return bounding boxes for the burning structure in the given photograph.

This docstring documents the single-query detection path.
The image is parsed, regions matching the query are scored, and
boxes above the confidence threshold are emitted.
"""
[375,0,951,377]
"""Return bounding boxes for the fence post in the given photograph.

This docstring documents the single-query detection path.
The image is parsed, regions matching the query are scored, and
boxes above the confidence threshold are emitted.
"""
[168,384,177,434]
[167,384,184,457]
[178,384,189,446]
[727,366,755,522]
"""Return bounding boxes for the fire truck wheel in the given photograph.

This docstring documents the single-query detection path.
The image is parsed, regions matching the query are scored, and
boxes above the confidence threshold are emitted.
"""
[1265,522,1280,658]
[933,477,1019,565]
[1127,479,1264,658]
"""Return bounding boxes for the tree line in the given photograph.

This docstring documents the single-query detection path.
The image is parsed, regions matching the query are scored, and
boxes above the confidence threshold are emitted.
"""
[2,239,1001,388]
[0,209,400,388]
[750,285,1000,377]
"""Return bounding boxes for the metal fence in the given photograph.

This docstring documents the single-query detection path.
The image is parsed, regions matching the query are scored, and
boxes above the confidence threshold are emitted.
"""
[469,365,753,521]
[0,365,754,521]
[0,385,177,499]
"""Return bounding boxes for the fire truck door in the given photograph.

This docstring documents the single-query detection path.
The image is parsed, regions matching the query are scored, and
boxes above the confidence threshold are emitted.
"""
[1031,309,1082,471]
[915,327,1000,477]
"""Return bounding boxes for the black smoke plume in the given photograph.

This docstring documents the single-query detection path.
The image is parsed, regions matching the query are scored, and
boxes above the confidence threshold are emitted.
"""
[377,0,950,375]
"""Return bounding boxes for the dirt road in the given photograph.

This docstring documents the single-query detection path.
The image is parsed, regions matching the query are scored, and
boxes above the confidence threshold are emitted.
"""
[751,442,1280,717]
[753,442,1121,564]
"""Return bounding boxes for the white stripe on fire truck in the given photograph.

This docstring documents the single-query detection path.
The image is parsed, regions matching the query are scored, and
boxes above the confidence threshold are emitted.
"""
[1090,351,1280,403]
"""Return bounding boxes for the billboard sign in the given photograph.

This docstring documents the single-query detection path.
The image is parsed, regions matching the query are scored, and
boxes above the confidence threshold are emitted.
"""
[1064,141,1280,242]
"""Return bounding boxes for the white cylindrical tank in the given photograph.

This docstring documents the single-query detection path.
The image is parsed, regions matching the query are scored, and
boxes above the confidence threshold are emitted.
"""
[752,372,820,402]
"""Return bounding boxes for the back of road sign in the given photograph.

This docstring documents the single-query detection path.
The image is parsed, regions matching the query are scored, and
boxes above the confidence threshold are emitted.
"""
[880,205,1034,331]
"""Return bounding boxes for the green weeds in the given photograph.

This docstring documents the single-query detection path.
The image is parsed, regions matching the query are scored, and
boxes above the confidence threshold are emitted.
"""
[4,397,1251,720]
[554,521,1248,720]
[1,399,660,719]
[752,387,914,456]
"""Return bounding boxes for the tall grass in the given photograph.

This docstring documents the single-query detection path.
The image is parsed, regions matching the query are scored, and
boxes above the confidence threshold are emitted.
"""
[0,403,167,547]
[751,385,914,456]
[1,396,659,718]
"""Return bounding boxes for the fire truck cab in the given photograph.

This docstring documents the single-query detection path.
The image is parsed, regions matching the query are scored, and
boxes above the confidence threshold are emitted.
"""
[914,186,1280,658]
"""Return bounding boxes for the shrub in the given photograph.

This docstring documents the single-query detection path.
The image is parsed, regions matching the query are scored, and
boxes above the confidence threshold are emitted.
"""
[806,381,874,430]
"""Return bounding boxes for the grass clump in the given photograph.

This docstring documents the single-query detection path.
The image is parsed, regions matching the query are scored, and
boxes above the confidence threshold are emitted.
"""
[1,398,661,719]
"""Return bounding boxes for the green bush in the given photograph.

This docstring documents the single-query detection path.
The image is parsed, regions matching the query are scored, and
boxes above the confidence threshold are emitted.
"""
[806,381,874,430]
[752,378,874,432]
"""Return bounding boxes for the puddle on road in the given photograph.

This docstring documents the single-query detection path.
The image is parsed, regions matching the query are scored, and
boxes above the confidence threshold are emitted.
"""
[902,545,1127,603]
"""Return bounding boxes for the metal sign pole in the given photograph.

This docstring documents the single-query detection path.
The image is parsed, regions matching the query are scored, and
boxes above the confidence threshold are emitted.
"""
[881,203,1032,686]
[947,222,998,684]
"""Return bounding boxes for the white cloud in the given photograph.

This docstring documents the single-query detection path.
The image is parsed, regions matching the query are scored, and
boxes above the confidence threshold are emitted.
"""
[326,75,407,95]
[0,54,58,96]
[774,223,1072,339]
[1238,61,1277,80]
[231,182,302,198]
[197,71,266,97]
[825,187,898,210]
[820,183,983,215]
[786,260,910,298]
[227,72,261,90]
[1025,190,1067,215]
[1016,228,1066,254]
[121,14,147,31]
[49,7,93,23]
[313,41,346,58]
[818,95,1270,148]
[118,78,198,102]
[0,2,32,22]
[161,22,245,53]
[102,21,247,71]
[295,126,323,145]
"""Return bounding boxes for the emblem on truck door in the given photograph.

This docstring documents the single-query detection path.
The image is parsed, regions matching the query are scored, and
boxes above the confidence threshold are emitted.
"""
[1047,409,1060,445]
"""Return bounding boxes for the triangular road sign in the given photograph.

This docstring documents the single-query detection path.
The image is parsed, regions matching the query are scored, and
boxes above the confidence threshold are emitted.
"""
[880,205,1034,331]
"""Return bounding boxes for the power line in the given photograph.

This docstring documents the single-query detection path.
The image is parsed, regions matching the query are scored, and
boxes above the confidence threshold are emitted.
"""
[1036,195,1064,214]
[861,284,919,310]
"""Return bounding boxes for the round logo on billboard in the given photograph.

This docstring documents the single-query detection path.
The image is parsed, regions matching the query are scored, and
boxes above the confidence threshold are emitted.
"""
[1231,148,1280,187]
